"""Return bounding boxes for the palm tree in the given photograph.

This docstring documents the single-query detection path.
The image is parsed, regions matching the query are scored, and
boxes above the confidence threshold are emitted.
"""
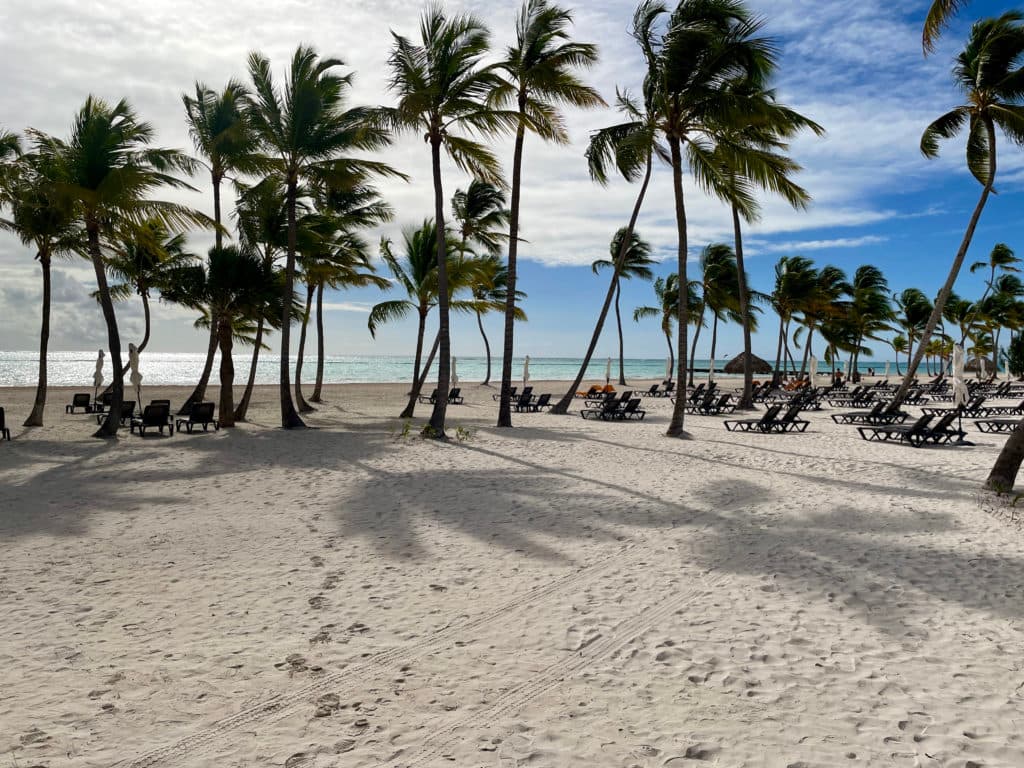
[770,256,817,379]
[924,0,972,52]
[247,45,399,428]
[845,265,894,375]
[383,8,512,437]
[105,219,197,352]
[890,334,909,374]
[592,228,655,385]
[470,254,524,386]
[493,0,603,428]
[163,246,284,428]
[451,180,512,386]
[550,88,658,416]
[892,13,1024,409]
[180,80,262,414]
[893,288,934,366]
[635,0,778,437]
[0,146,79,427]
[796,265,849,375]
[687,243,738,385]
[634,274,680,378]
[31,96,205,437]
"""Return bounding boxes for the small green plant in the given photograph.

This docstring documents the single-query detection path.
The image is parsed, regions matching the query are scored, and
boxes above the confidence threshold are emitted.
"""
[392,419,413,440]
[419,424,440,440]
[454,425,474,443]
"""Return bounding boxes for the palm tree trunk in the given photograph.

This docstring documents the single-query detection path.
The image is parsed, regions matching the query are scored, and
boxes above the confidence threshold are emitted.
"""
[688,309,703,387]
[218,315,235,428]
[551,153,653,415]
[279,175,305,428]
[24,251,51,427]
[234,316,264,422]
[180,324,218,415]
[139,291,152,353]
[87,223,124,438]
[664,327,674,381]
[311,281,326,402]
[295,282,314,413]
[892,118,997,411]
[666,136,690,438]
[400,309,428,419]
[416,333,440,393]
[732,205,755,408]
[213,170,223,250]
[477,310,492,386]
[774,316,785,382]
[615,283,626,385]
[708,312,719,383]
[427,137,451,438]
[986,422,1024,491]
[498,104,528,428]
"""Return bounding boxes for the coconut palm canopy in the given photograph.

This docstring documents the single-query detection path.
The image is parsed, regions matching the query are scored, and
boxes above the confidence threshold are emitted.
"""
[724,352,772,374]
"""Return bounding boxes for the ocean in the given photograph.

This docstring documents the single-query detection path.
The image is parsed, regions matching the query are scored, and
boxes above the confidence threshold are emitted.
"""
[0,351,899,388]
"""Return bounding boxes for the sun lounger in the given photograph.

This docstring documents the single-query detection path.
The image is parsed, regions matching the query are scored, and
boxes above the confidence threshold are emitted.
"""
[175,402,219,433]
[0,407,10,441]
[514,392,551,412]
[418,388,439,404]
[831,401,909,425]
[447,387,464,405]
[641,384,661,397]
[531,393,552,411]
[585,391,617,407]
[130,403,174,436]
[765,403,810,433]
[581,399,622,420]
[922,396,986,417]
[724,404,783,432]
[96,400,136,425]
[975,418,1024,433]
[493,386,518,402]
[614,398,646,420]
[969,398,1024,417]
[65,393,94,414]
[683,391,717,414]
[575,385,601,399]
[857,414,934,447]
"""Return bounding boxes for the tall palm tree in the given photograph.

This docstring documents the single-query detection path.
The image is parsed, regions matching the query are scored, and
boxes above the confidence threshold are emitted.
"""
[493,0,603,428]
[892,13,1024,409]
[796,265,849,375]
[845,265,894,374]
[550,88,658,415]
[105,219,197,352]
[31,96,205,437]
[383,8,513,437]
[592,228,655,385]
[890,334,909,375]
[634,273,681,377]
[470,254,524,385]
[0,147,80,427]
[180,80,262,414]
[247,45,399,428]
[163,246,285,428]
[893,287,934,366]
[770,256,817,379]
[687,243,737,385]
[635,0,778,437]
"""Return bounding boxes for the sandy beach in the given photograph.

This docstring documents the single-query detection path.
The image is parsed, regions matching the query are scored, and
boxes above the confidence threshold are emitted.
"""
[2,381,1023,767]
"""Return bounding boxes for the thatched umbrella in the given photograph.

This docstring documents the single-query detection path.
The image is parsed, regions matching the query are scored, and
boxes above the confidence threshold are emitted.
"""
[723,352,772,375]
[965,356,994,374]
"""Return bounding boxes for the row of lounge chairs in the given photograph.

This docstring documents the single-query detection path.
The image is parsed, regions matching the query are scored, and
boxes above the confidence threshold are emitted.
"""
[922,396,1024,418]
[418,387,464,405]
[857,412,967,447]
[724,403,809,433]
[581,398,646,421]
[64,393,220,436]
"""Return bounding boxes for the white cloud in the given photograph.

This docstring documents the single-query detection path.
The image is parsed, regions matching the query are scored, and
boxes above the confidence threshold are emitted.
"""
[755,235,889,253]
[321,301,373,313]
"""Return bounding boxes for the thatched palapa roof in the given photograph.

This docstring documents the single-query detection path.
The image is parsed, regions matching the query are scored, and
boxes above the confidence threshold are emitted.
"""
[723,352,773,374]
[965,356,995,373]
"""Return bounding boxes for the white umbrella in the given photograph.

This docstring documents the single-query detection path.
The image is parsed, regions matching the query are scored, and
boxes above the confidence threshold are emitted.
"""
[979,356,988,380]
[953,345,969,408]
[92,349,105,402]
[522,355,530,385]
[128,343,143,405]
[883,361,890,379]
[665,357,672,382]
[451,356,458,386]
[605,356,611,384]
[707,355,715,384]
[809,356,818,389]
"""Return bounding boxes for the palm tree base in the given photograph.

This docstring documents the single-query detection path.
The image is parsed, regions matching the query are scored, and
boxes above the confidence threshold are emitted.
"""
[665,428,694,440]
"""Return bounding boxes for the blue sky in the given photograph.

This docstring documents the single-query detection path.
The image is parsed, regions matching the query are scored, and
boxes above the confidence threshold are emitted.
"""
[1,0,1022,364]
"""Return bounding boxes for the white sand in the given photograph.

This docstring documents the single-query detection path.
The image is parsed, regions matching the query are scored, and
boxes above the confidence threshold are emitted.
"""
[2,381,1023,767]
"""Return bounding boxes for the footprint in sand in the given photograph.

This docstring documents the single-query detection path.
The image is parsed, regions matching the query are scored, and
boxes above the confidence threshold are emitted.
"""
[315,693,342,718]
[310,555,325,568]
[284,753,313,768]
[321,571,342,590]
[308,595,327,610]
[310,625,335,645]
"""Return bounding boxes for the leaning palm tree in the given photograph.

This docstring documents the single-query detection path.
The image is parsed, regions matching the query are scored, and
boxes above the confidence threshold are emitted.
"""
[30,96,206,437]
[688,243,737,386]
[796,265,849,375]
[550,88,658,416]
[493,0,604,428]
[247,45,400,428]
[180,80,262,414]
[845,265,894,374]
[893,287,933,364]
[892,13,1024,409]
[470,254,525,385]
[634,273,680,377]
[770,255,817,379]
[383,8,514,437]
[592,228,655,385]
[105,218,197,352]
[0,147,80,427]
[890,334,909,375]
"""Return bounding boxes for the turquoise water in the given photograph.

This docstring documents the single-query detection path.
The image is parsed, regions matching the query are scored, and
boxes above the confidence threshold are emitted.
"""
[0,351,900,387]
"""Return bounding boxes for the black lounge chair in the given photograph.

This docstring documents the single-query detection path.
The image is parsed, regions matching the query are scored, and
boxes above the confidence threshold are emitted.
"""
[130,403,174,436]
[641,384,661,397]
[96,400,136,425]
[724,404,783,432]
[575,385,602,399]
[93,389,115,413]
[493,386,517,402]
[922,396,986,417]
[615,398,646,420]
[969,398,1024,417]
[827,386,875,408]
[66,393,94,414]
[766,403,810,433]
[418,388,439,404]
[831,401,909,425]
[585,390,617,407]
[692,393,735,415]
[661,381,675,397]
[0,407,10,441]
[857,414,934,447]
[532,393,552,411]
[684,390,716,414]
[514,392,551,412]
[447,387,464,405]
[581,399,622,420]
[176,402,219,433]
[975,418,1024,434]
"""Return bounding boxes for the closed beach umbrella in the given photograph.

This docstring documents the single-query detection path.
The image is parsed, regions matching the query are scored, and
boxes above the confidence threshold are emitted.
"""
[884,361,890,378]
[953,345,969,408]
[523,355,530,384]
[451,356,458,386]
[92,349,105,399]
[605,356,611,384]
[665,357,672,382]
[979,356,987,380]
[809,356,818,389]
[128,343,143,405]
[707,355,715,384]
